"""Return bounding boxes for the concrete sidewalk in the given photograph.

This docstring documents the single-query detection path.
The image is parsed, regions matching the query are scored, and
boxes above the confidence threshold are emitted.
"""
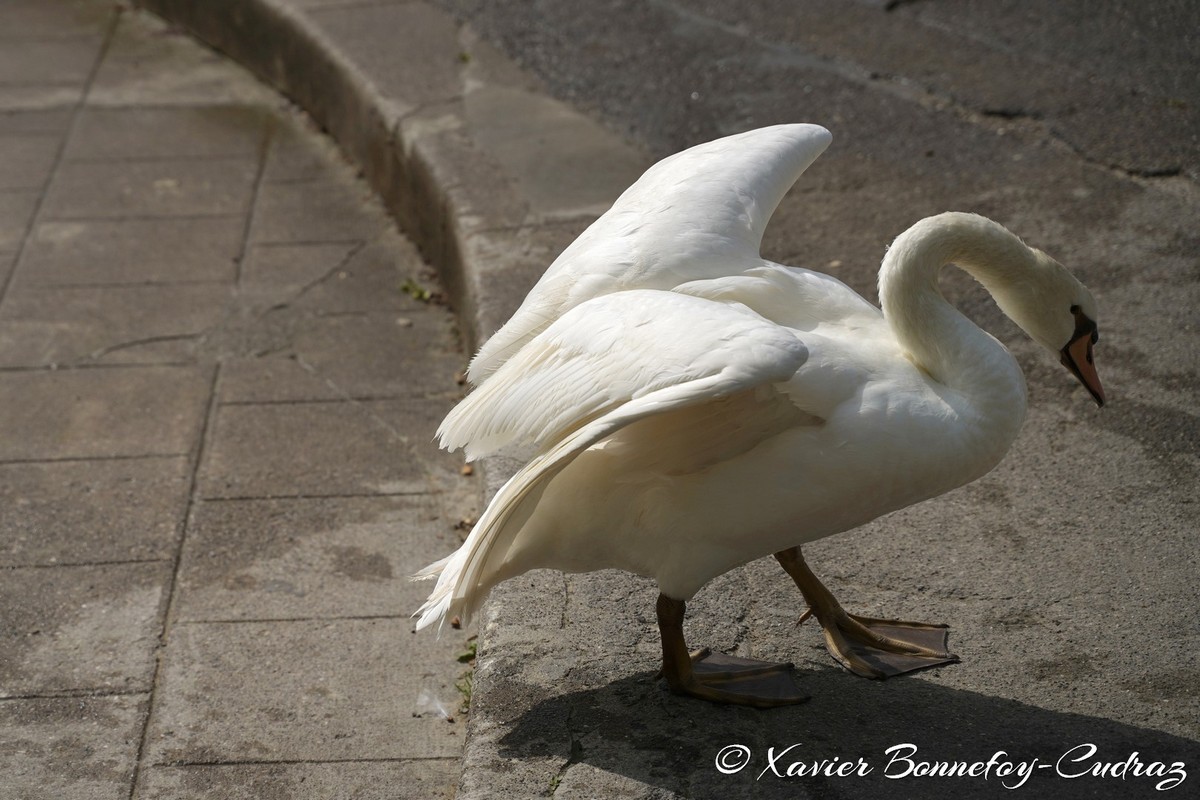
[1,3,478,797]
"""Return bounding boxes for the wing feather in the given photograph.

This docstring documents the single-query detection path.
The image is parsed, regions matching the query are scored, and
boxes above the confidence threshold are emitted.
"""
[439,290,807,461]
[467,124,831,382]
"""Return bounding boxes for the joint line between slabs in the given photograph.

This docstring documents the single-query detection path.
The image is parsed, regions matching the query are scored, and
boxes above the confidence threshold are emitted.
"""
[217,394,431,406]
[0,361,200,374]
[199,490,439,502]
[62,153,262,165]
[0,453,186,466]
[40,211,244,223]
[162,756,459,768]
[0,558,170,571]
[176,612,423,625]
[0,8,121,311]
[232,112,274,285]
[128,362,222,800]
[0,688,150,702]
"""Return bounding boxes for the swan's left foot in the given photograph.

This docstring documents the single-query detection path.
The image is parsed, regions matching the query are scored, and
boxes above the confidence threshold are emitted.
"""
[657,596,808,707]
[776,547,959,679]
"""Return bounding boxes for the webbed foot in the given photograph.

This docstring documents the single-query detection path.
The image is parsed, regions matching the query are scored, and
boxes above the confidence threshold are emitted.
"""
[803,608,958,678]
[656,597,808,708]
[777,547,959,679]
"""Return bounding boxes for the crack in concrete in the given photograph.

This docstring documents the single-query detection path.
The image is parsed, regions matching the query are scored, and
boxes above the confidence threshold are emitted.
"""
[550,704,583,797]
[559,574,572,630]
[292,353,410,446]
[264,240,367,315]
[87,333,203,362]
[883,0,929,12]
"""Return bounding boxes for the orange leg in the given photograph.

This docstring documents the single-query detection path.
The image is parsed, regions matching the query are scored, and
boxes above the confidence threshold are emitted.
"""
[657,594,808,707]
[775,547,959,678]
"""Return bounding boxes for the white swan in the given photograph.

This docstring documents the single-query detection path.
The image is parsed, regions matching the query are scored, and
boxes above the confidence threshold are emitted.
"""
[416,125,1105,707]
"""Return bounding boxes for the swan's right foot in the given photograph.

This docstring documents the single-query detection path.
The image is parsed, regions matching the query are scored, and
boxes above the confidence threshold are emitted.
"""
[807,607,958,678]
[776,547,959,679]
[657,596,808,708]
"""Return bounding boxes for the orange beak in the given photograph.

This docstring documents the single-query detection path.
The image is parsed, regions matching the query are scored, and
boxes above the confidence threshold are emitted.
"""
[1060,332,1104,407]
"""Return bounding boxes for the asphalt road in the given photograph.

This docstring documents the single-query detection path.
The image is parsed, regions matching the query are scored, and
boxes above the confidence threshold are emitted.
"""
[432,0,1199,175]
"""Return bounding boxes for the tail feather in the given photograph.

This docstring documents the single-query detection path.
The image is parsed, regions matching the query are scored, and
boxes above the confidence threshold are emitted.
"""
[412,437,580,634]
[412,380,678,633]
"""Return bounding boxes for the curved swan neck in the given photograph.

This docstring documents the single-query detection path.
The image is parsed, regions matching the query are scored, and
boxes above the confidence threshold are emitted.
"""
[877,213,1029,420]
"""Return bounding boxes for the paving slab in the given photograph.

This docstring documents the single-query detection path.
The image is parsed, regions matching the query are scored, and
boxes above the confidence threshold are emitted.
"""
[0,251,15,292]
[41,157,260,220]
[0,456,190,566]
[88,10,279,108]
[0,282,233,367]
[261,111,357,185]
[0,39,100,87]
[219,308,462,403]
[136,760,459,800]
[143,618,466,765]
[0,0,113,37]
[0,85,84,113]
[18,217,243,286]
[173,494,464,621]
[0,695,146,800]
[250,174,394,244]
[0,562,170,696]
[15,0,1194,797]
[65,106,268,161]
[238,241,361,305]
[0,366,210,461]
[0,108,74,135]
[0,132,61,191]
[198,398,461,499]
[289,238,439,314]
[0,190,38,250]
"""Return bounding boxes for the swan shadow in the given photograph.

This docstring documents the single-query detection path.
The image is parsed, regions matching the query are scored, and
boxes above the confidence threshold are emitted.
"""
[492,666,1197,799]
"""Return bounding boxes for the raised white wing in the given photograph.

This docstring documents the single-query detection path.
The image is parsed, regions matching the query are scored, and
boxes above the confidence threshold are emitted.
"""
[439,289,808,461]
[467,124,832,382]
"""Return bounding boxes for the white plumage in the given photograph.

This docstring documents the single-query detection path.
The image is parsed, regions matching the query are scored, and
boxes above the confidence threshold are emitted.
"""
[465,124,832,383]
[415,124,1104,706]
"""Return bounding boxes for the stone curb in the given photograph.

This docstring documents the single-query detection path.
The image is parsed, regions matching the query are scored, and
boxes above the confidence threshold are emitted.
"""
[132,1,650,796]
[134,0,647,351]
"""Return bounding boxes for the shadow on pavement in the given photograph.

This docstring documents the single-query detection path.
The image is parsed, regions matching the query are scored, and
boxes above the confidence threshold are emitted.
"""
[497,667,1195,799]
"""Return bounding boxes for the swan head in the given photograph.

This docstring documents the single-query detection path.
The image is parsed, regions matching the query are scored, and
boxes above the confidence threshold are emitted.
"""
[992,249,1105,407]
